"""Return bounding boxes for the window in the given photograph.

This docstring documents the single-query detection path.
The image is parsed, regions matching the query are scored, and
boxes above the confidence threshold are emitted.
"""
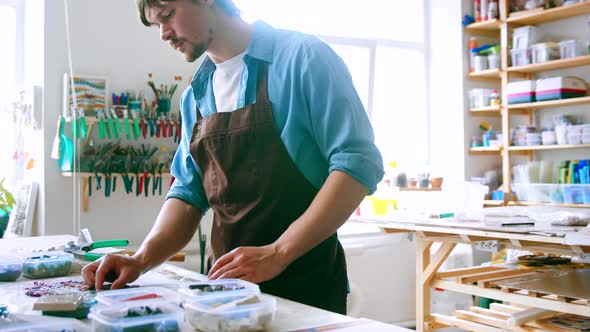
[235,0,429,170]
[0,0,24,182]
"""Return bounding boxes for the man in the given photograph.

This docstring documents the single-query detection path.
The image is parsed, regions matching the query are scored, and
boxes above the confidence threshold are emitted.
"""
[82,0,383,314]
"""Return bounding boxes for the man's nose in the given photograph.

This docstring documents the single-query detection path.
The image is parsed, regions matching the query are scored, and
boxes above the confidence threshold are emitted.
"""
[160,24,173,42]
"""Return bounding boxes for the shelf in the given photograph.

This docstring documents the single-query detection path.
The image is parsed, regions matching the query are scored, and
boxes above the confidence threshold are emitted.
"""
[469,146,502,153]
[508,144,590,151]
[507,96,590,110]
[507,55,590,73]
[484,199,505,207]
[468,69,501,80]
[465,19,501,36]
[469,105,501,115]
[507,2,590,25]
[508,201,590,208]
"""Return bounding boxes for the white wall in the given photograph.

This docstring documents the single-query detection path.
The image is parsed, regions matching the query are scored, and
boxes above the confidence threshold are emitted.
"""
[42,0,203,249]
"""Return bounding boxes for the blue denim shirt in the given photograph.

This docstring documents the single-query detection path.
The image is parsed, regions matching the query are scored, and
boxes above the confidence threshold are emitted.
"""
[167,21,384,212]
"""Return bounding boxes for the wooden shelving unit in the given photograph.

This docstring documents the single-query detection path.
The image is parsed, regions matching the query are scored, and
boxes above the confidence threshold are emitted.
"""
[507,96,590,110]
[465,1,590,210]
[508,144,590,151]
[507,54,590,73]
[507,1,590,25]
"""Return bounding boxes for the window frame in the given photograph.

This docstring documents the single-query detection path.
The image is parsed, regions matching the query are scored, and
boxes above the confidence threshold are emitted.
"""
[318,0,431,161]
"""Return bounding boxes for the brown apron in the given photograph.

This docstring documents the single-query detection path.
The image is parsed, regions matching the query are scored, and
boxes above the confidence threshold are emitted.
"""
[189,63,348,314]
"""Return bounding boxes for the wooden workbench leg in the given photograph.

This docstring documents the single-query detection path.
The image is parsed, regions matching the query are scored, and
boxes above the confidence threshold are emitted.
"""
[416,237,433,332]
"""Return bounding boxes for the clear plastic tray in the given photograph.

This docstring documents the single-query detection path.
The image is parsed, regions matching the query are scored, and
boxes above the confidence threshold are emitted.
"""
[88,299,183,332]
[179,279,260,303]
[184,294,276,332]
[1,314,90,332]
[95,286,179,305]
[21,253,73,279]
[0,257,22,282]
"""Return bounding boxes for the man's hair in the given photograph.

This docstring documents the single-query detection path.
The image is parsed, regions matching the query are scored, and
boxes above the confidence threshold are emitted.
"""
[137,0,240,27]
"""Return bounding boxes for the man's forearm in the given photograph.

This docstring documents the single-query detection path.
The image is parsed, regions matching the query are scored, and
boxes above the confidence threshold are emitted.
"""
[274,170,368,264]
[133,198,203,272]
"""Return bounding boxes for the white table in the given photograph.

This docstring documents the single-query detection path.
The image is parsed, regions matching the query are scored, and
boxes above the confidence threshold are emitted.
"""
[0,235,412,331]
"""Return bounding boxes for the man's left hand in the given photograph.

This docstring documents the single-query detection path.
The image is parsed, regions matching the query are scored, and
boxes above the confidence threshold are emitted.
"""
[207,244,289,283]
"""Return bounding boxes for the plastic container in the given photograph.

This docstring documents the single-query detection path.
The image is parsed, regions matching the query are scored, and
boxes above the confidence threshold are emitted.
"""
[469,88,493,108]
[511,48,531,67]
[179,279,260,304]
[1,314,90,332]
[541,131,556,145]
[21,253,73,279]
[184,294,276,332]
[487,54,500,69]
[563,184,586,204]
[530,42,560,64]
[584,185,590,205]
[583,133,590,144]
[559,40,587,59]
[88,299,183,332]
[473,55,488,72]
[511,183,528,201]
[526,133,541,146]
[568,133,582,145]
[95,287,179,305]
[0,258,22,282]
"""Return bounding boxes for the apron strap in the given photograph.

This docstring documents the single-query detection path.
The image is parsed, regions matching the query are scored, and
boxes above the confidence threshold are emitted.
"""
[256,63,270,104]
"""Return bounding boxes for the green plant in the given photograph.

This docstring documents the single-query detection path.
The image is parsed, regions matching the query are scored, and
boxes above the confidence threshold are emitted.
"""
[0,178,16,214]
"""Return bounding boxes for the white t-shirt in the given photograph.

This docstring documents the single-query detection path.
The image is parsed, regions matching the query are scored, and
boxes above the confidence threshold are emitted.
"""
[212,52,246,113]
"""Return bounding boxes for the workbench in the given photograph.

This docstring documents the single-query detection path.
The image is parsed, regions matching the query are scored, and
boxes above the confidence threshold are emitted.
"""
[352,208,590,332]
[0,235,412,331]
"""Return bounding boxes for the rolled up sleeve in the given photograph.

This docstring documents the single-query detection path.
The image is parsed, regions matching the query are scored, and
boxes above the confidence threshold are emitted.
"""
[165,88,210,212]
[299,40,384,194]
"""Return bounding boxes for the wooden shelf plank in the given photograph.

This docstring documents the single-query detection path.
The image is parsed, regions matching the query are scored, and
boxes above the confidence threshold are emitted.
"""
[507,201,590,208]
[507,55,590,73]
[508,144,590,151]
[465,19,502,36]
[470,105,501,114]
[469,147,502,153]
[484,200,505,207]
[507,96,590,110]
[468,69,501,80]
[394,187,442,192]
[507,2,590,25]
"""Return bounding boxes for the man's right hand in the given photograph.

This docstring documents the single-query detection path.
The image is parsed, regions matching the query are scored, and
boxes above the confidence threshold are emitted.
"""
[82,254,147,290]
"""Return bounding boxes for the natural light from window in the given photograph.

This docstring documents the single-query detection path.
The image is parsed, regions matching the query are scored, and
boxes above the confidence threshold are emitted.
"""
[234,0,428,171]
[0,4,16,180]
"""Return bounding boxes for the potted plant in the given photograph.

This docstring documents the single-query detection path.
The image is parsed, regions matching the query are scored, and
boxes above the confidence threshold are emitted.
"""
[0,178,16,238]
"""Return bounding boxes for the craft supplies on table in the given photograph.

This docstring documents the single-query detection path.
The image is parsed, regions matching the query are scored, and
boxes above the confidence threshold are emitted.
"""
[0,314,90,332]
[88,299,183,332]
[184,294,277,332]
[21,253,73,279]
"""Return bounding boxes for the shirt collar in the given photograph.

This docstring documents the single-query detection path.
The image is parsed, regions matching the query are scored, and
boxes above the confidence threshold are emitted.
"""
[191,20,275,89]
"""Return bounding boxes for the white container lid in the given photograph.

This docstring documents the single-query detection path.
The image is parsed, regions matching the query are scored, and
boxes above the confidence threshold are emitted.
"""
[179,279,260,303]
[95,286,179,305]
[89,299,183,331]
